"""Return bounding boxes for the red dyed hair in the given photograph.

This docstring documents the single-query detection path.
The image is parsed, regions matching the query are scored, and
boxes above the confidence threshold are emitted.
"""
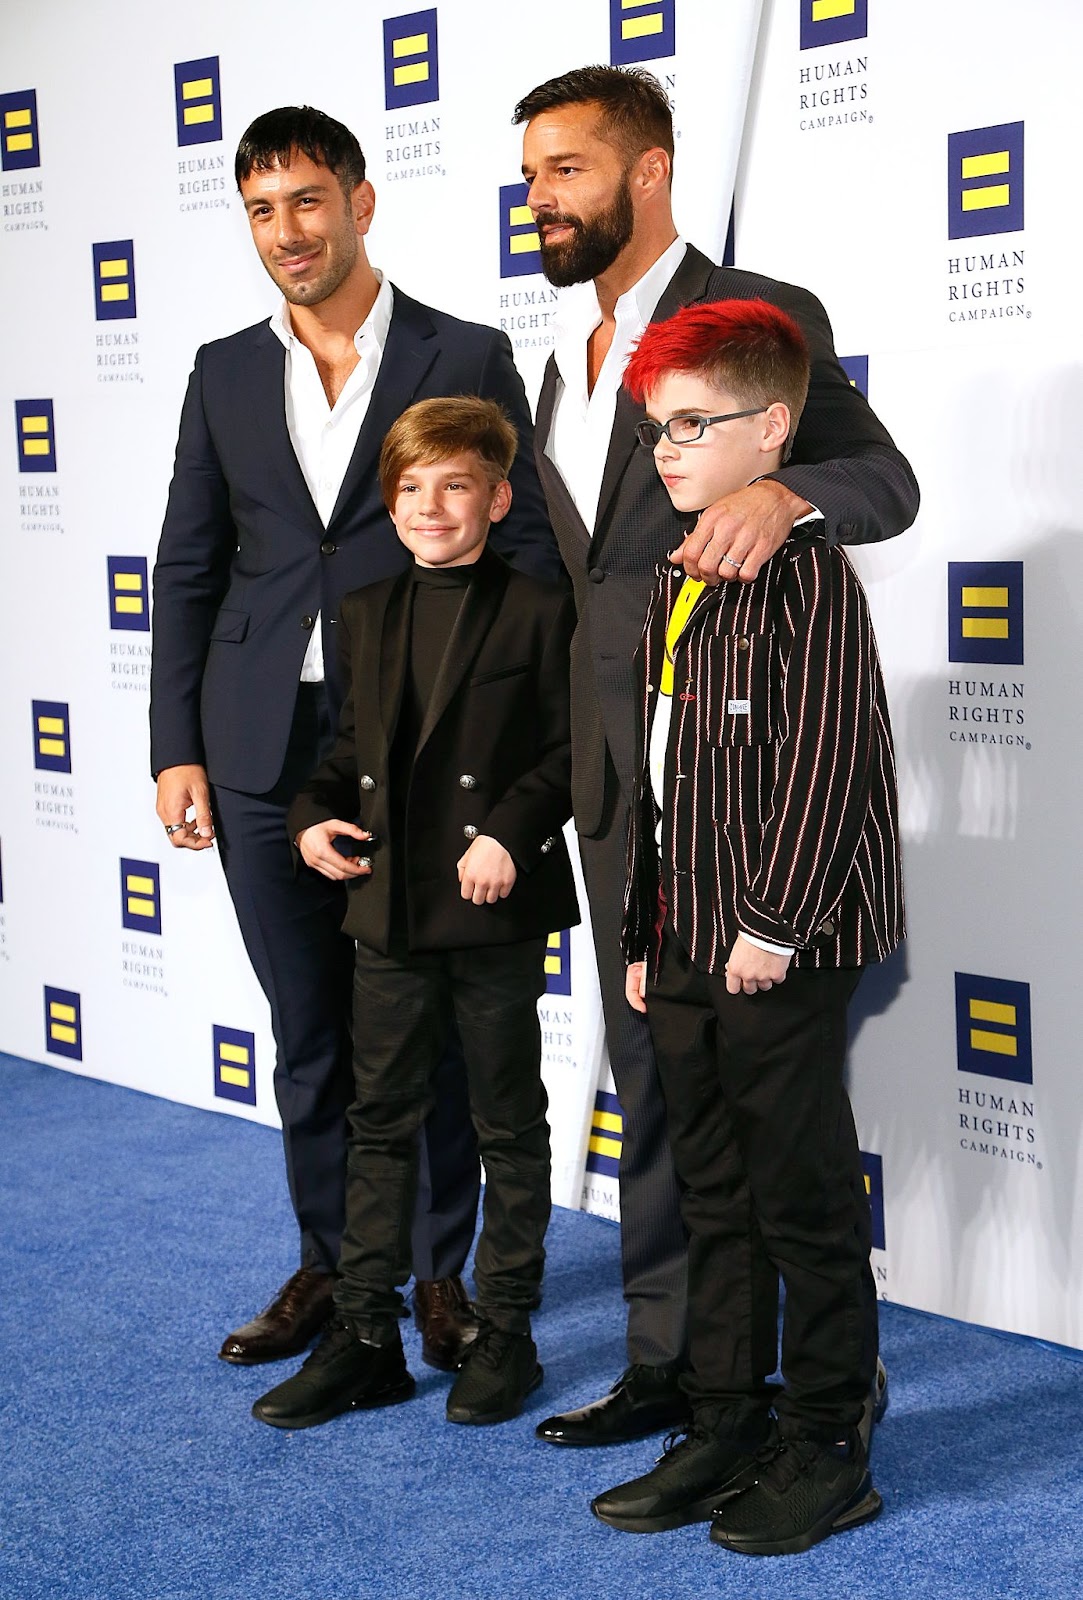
[624,298,810,443]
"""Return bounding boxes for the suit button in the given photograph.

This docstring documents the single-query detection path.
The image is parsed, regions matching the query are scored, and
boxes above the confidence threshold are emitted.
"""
[320,539,337,555]
[359,776,376,791]
[820,918,836,937]
[736,636,750,652]
[540,836,554,854]
[301,614,315,630]
[588,566,605,584]
[463,824,479,840]
[458,774,477,790]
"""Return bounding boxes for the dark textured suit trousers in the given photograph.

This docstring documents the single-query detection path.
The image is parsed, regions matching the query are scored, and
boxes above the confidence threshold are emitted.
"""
[577,762,688,1366]
[211,684,481,1278]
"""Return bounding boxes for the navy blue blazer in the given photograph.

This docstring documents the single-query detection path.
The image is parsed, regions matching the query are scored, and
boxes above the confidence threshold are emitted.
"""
[150,288,561,794]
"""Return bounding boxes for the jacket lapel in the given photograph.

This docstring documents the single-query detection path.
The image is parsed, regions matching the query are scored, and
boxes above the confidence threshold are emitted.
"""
[246,325,324,533]
[328,288,438,529]
[415,549,508,756]
[376,571,414,746]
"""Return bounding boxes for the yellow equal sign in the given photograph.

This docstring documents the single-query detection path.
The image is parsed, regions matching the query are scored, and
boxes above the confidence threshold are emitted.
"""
[113,570,145,615]
[622,0,665,41]
[37,713,66,757]
[589,1107,622,1161]
[960,585,1009,639]
[219,1040,251,1088]
[99,257,130,303]
[181,76,215,126]
[20,413,50,456]
[812,0,856,20]
[5,106,33,153]
[49,999,77,1045]
[961,150,1010,212]
[969,998,1017,1057]
[125,872,156,920]
[544,931,563,978]
[507,202,539,256]
[393,32,430,86]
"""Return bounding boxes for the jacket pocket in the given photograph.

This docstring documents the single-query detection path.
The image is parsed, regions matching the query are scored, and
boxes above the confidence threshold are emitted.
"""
[702,631,773,745]
[468,661,529,687]
[209,608,249,643]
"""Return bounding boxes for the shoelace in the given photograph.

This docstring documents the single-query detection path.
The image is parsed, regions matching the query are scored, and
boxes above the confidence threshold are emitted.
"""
[756,1437,824,1491]
[655,1425,714,1464]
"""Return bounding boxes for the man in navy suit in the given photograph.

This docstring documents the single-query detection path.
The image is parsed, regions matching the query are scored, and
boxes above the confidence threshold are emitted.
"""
[150,106,559,1367]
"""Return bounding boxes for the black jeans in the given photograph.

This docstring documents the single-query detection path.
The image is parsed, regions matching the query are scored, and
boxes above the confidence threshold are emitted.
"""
[335,937,551,1340]
[646,924,876,1438]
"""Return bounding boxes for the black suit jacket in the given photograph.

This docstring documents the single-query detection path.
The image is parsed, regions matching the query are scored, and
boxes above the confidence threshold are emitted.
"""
[287,548,580,954]
[533,244,921,837]
[622,534,904,974]
[151,288,561,794]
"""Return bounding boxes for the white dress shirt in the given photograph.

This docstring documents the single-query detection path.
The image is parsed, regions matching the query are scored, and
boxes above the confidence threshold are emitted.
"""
[545,236,687,531]
[269,271,394,682]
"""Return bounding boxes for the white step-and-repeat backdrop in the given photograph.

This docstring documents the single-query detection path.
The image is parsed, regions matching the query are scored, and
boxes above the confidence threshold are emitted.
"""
[2,1,1080,1348]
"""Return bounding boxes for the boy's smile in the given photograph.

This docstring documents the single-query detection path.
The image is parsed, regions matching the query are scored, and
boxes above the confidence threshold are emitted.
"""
[392,453,511,567]
[643,372,790,515]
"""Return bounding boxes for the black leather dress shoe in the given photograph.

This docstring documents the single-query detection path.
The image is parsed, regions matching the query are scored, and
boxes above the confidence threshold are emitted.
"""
[535,1362,691,1447]
[592,1426,762,1532]
[412,1276,480,1371]
[251,1317,415,1430]
[218,1267,334,1366]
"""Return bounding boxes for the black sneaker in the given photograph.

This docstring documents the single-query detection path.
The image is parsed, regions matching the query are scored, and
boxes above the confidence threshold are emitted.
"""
[251,1316,415,1430]
[445,1323,542,1425]
[709,1430,882,1556]
[858,1357,890,1456]
[591,1427,763,1533]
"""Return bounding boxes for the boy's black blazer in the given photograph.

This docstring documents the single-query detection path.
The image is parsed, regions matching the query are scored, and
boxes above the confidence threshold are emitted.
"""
[622,533,905,973]
[288,547,580,953]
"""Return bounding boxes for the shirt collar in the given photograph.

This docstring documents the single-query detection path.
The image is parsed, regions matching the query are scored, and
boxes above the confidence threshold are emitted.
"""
[269,268,394,356]
[552,237,687,393]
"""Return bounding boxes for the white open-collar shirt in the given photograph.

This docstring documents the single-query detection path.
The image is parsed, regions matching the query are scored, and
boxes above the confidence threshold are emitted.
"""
[269,270,394,682]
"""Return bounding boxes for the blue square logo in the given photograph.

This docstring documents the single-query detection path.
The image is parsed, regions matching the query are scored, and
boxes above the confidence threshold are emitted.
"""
[948,561,1023,667]
[499,182,540,279]
[949,122,1024,240]
[15,399,56,473]
[544,929,572,996]
[800,0,867,50]
[1,89,40,170]
[174,56,222,146]
[839,354,868,397]
[107,556,150,631]
[45,986,82,1061]
[120,858,162,936]
[611,0,676,64]
[384,9,439,109]
[214,1025,256,1105]
[93,240,137,321]
[955,973,1032,1086]
[861,1150,885,1251]
[33,700,71,773]
[585,1089,622,1179]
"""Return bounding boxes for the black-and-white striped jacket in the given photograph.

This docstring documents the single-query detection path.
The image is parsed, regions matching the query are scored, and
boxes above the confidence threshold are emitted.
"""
[622,529,905,973]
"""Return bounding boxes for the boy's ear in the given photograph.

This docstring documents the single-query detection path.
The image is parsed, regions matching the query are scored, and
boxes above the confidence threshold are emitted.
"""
[488,479,513,524]
[760,402,791,456]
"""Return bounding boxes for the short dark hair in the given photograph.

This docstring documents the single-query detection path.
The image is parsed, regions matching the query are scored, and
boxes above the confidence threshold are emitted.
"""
[379,397,518,511]
[234,106,366,195]
[512,65,674,170]
[624,299,811,449]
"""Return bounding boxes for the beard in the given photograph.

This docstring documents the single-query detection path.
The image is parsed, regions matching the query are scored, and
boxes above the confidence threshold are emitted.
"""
[536,175,635,287]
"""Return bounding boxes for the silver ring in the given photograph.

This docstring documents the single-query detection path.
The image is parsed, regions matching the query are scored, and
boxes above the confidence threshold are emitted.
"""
[164,823,185,836]
[722,554,744,570]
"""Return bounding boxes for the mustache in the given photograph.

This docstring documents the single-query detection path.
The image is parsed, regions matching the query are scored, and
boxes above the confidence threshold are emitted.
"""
[534,209,582,237]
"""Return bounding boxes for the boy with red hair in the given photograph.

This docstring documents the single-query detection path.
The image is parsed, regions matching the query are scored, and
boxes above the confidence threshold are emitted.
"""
[590,300,904,1556]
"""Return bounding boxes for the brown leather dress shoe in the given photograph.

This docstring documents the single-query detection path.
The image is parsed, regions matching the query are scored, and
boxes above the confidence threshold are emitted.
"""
[218,1267,335,1365]
[412,1276,479,1371]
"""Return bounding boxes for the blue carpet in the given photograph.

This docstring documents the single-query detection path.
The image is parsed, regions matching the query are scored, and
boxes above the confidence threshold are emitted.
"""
[1,1052,1081,1599]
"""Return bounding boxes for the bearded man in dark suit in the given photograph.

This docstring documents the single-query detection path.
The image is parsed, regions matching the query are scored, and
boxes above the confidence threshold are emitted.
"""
[151,106,560,1369]
[513,65,918,1449]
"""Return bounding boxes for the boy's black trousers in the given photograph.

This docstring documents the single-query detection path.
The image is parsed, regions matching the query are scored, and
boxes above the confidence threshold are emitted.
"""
[334,937,551,1340]
[645,922,877,1439]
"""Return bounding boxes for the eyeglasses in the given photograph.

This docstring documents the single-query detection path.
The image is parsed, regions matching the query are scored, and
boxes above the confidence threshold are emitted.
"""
[634,408,766,449]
